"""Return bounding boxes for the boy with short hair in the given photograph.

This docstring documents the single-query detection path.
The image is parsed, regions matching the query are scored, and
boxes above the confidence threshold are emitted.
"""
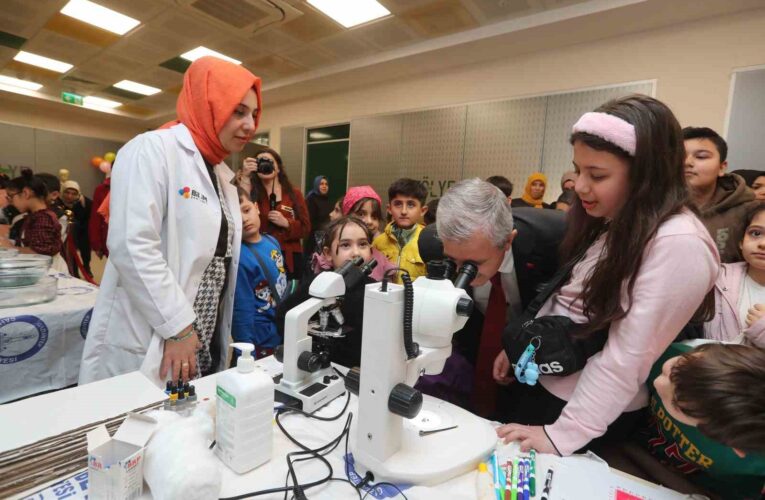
[684,126,759,262]
[232,188,287,359]
[640,342,765,499]
[373,178,428,283]
[486,175,513,202]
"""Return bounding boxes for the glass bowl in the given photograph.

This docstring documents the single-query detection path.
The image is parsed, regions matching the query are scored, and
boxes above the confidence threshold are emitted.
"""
[0,255,53,287]
[0,275,58,308]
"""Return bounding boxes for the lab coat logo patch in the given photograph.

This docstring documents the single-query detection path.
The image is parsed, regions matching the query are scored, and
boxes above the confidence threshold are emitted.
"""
[178,186,208,204]
[0,315,49,364]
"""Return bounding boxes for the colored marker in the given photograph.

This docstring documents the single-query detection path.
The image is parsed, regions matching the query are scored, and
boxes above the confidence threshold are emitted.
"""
[518,461,525,500]
[504,464,512,500]
[529,450,537,497]
[522,460,530,500]
[491,452,502,500]
[540,468,554,500]
[511,457,519,500]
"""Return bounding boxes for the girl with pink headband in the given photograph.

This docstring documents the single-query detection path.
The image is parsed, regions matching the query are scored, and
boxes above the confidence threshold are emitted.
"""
[342,185,384,237]
[493,95,720,457]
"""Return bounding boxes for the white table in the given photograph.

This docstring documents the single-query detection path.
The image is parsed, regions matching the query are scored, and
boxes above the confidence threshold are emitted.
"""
[1,361,692,500]
[0,272,98,403]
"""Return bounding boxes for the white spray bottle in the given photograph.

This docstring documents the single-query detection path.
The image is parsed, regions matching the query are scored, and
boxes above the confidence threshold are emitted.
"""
[215,342,274,473]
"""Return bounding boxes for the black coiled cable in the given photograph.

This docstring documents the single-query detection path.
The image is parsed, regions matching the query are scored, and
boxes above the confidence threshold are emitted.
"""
[382,268,419,360]
[399,272,419,359]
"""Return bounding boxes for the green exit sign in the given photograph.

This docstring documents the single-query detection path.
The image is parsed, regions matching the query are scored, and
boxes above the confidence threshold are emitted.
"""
[61,91,83,105]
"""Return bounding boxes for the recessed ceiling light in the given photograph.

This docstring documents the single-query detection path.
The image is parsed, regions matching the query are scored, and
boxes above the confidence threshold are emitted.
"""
[83,96,121,109]
[307,0,390,28]
[13,51,73,73]
[0,75,43,91]
[60,0,140,35]
[180,46,241,65]
[114,79,161,96]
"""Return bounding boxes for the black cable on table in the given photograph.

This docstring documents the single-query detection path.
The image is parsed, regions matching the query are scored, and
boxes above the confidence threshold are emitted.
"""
[219,394,352,500]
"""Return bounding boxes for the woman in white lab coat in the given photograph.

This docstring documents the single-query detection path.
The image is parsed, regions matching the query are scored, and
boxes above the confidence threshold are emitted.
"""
[79,56,262,387]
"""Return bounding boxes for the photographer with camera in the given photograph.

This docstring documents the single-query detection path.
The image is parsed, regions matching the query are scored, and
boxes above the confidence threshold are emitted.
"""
[249,147,310,280]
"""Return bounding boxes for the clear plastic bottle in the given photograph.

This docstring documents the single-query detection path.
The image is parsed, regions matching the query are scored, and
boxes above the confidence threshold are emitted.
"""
[214,343,274,473]
[476,462,494,500]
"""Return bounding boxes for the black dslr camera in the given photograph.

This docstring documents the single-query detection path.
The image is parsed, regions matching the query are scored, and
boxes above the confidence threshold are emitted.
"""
[256,156,275,175]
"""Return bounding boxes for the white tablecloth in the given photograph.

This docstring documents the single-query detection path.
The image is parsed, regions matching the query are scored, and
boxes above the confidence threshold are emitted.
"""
[0,272,98,403]
[3,362,691,500]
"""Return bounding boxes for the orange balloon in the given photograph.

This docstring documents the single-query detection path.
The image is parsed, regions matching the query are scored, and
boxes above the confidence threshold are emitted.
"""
[91,156,104,168]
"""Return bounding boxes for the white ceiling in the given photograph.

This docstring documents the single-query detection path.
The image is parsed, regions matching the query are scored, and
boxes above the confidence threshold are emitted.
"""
[0,0,763,127]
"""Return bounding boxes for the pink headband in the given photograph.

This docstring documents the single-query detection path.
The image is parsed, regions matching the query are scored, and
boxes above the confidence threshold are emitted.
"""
[572,112,636,156]
[342,186,382,215]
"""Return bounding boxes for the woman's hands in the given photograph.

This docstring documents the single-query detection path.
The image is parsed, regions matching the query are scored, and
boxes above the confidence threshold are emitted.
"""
[160,325,200,383]
[268,210,290,229]
[242,157,258,174]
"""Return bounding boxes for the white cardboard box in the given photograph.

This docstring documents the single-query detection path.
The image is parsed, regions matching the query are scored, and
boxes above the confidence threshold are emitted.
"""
[86,412,157,500]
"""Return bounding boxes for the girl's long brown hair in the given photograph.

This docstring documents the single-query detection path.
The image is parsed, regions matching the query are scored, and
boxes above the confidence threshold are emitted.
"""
[560,94,708,335]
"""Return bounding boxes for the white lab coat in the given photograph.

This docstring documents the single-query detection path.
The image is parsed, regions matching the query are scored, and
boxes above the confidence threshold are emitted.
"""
[79,124,242,388]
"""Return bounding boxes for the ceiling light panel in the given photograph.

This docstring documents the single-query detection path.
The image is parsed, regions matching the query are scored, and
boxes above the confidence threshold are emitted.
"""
[180,46,241,65]
[13,51,73,73]
[114,79,161,96]
[60,0,140,35]
[83,95,121,108]
[0,75,42,90]
[307,0,391,28]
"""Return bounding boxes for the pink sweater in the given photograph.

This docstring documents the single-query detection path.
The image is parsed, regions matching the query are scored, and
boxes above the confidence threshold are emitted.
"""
[536,209,719,455]
[703,261,765,346]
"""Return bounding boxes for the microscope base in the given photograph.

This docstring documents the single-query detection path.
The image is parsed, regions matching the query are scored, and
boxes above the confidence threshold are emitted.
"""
[275,369,346,413]
[352,395,497,486]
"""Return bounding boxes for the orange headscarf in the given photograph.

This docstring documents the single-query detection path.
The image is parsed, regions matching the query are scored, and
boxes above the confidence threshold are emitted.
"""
[97,58,262,222]
[162,56,262,165]
[521,172,547,208]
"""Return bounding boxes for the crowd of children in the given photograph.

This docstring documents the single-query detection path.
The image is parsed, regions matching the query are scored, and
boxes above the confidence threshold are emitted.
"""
[224,94,764,499]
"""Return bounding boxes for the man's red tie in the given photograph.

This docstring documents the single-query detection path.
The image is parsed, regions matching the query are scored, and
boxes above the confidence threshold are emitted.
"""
[471,273,506,418]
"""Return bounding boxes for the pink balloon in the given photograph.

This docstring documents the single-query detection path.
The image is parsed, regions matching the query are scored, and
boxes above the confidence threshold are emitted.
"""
[99,161,112,174]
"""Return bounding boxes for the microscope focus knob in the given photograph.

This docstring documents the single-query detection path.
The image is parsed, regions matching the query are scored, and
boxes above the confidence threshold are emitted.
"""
[297,351,323,373]
[388,383,423,419]
[274,345,284,363]
[456,297,474,317]
[344,367,361,395]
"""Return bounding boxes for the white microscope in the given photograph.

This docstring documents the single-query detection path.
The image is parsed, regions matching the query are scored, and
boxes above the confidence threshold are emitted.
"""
[275,257,374,412]
[345,261,498,485]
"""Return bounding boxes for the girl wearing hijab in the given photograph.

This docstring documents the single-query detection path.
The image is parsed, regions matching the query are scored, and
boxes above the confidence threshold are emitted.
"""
[80,57,261,387]
[512,172,552,209]
[304,175,332,257]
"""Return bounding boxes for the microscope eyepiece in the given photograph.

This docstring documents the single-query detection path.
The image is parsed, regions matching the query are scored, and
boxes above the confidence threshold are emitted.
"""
[453,261,478,289]
[336,255,364,276]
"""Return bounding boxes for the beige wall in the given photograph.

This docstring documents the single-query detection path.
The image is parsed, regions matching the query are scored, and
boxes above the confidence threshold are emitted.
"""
[261,8,765,149]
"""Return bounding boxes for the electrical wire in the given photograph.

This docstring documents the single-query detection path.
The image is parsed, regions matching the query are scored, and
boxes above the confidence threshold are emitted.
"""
[219,394,352,500]
[361,482,409,500]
